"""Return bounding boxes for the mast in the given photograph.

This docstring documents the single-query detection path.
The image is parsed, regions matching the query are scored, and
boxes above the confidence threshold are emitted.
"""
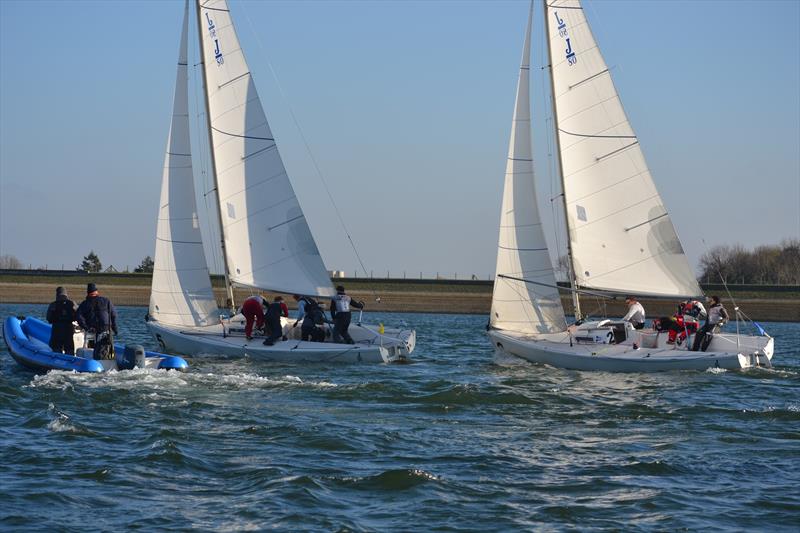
[195,0,235,311]
[542,0,581,321]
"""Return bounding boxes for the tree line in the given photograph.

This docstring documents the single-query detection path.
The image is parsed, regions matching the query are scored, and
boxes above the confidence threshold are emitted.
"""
[698,239,800,285]
[0,252,154,273]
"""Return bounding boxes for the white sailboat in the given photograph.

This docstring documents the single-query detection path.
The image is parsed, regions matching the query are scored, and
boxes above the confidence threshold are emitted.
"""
[146,0,415,363]
[488,0,773,372]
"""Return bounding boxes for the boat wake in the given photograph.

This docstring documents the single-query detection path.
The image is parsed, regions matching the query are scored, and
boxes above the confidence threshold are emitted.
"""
[26,367,338,393]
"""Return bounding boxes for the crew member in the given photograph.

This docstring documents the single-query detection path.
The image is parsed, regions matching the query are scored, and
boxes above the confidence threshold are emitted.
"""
[293,295,327,342]
[46,286,77,354]
[76,283,118,359]
[263,296,287,346]
[329,285,364,344]
[622,296,646,329]
[681,299,707,321]
[692,295,729,352]
[240,295,267,341]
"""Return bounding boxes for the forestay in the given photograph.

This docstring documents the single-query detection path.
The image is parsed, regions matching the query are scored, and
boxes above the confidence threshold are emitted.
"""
[545,0,701,298]
[197,0,334,298]
[150,1,219,328]
[491,7,567,335]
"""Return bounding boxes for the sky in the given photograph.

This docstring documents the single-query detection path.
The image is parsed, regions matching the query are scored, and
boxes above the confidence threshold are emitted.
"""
[1,0,798,280]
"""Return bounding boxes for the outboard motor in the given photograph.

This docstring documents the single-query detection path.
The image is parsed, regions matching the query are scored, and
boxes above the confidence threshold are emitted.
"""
[116,344,146,370]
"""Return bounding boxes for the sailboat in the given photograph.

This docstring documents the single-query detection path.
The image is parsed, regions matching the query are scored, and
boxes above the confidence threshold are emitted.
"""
[146,0,415,363]
[488,0,773,372]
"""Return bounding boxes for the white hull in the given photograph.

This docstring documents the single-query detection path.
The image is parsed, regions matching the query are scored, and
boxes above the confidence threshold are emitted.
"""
[489,321,773,372]
[147,316,415,364]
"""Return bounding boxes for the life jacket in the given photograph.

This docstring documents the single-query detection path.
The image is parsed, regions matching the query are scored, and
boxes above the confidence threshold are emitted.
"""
[708,304,728,325]
[296,298,322,326]
[332,294,351,313]
[265,302,284,320]
[50,299,75,324]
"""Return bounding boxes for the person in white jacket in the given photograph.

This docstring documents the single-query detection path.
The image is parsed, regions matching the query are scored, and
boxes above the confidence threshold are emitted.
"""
[622,296,646,329]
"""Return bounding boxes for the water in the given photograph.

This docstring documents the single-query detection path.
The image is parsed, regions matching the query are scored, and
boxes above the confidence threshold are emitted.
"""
[2,304,799,531]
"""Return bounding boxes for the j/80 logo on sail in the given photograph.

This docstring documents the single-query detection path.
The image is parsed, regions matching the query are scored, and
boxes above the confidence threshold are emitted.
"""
[554,12,577,66]
[205,12,224,65]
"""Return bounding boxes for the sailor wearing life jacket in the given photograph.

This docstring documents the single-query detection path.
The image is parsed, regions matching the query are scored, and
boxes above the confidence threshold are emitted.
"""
[293,294,326,342]
[680,299,707,321]
[46,286,77,354]
[692,295,729,352]
[329,285,364,344]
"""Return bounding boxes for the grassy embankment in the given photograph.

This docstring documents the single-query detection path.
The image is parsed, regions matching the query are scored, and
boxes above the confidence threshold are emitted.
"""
[0,272,798,321]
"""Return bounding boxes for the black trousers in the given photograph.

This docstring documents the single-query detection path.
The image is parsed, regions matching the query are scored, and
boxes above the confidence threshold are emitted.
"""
[49,324,75,355]
[301,323,325,342]
[333,312,353,344]
[264,316,283,344]
[692,323,716,352]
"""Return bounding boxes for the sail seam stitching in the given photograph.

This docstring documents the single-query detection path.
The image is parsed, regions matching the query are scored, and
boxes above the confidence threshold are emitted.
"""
[571,194,660,227]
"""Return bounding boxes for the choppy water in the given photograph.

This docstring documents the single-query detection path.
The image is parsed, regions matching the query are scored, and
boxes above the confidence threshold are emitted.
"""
[1,303,799,531]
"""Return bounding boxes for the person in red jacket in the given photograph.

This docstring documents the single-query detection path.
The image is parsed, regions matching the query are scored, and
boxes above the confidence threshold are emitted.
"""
[240,295,267,340]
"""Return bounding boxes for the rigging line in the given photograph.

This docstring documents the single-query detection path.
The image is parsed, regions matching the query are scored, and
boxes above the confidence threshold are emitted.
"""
[701,238,738,310]
[198,4,229,13]
[240,3,378,300]
[545,2,582,9]
[498,274,617,300]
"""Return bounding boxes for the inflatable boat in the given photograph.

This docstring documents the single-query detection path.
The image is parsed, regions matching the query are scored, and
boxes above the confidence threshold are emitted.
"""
[2,316,188,373]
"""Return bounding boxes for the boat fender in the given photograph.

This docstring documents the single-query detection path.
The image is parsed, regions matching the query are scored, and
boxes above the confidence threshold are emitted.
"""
[117,344,146,370]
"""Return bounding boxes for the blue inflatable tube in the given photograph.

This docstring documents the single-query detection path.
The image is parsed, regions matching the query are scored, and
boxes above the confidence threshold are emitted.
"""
[2,316,188,373]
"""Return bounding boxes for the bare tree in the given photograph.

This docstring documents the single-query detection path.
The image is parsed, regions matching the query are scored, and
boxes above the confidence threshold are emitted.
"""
[699,240,800,284]
[0,254,23,269]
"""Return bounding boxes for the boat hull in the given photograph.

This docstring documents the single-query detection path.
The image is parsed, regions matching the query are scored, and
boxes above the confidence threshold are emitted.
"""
[3,317,188,373]
[147,317,415,364]
[488,328,773,372]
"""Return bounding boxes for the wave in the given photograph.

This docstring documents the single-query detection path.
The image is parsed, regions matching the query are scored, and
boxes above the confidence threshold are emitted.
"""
[331,468,439,491]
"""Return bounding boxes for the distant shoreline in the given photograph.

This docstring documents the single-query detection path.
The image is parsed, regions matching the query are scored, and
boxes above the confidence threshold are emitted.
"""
[1,272,798,322]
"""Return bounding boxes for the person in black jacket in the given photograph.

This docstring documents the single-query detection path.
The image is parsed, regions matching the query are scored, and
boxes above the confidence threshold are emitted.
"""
[46,286,77,354]
[262,297,287,346]
[329,285,364,344]
[76,283,118,359]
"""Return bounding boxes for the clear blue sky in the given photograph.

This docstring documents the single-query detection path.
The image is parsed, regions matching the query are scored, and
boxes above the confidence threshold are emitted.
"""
[1,0,798,279]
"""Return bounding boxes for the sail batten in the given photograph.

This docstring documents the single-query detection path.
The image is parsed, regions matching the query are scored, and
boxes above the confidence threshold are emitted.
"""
[149,0,219,328]
[545,0,701,299]
[490,5,567,335]
[197,0,334,298]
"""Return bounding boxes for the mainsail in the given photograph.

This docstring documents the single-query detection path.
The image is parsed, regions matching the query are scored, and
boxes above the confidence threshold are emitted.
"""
[545,0,701,298]
[150,1,219,328]
[197,0,334,298]
[491,6,567,335]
